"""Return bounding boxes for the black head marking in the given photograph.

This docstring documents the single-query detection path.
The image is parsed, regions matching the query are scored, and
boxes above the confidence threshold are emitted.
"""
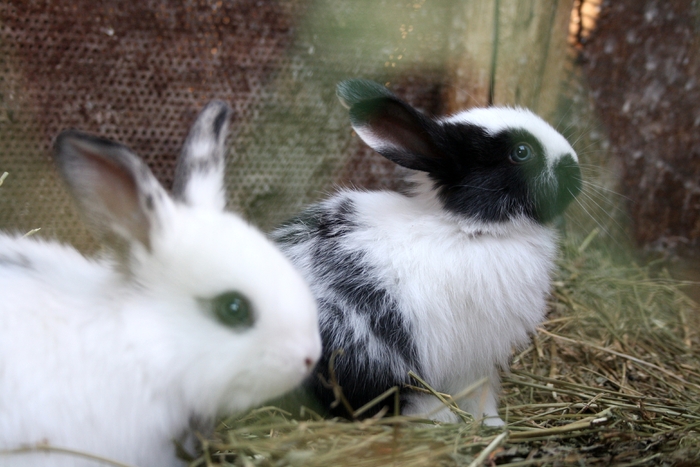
[412,122,580,223]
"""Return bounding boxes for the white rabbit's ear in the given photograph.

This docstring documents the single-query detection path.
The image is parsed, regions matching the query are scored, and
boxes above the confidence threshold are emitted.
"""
[172,100,232,211]
[337,79,445,172]
[54,131,170,251]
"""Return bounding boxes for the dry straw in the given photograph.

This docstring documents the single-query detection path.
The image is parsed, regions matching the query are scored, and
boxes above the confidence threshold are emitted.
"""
[195,228,700,466]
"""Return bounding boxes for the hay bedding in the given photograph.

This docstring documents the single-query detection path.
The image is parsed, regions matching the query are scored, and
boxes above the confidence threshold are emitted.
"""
[193,233,700,467]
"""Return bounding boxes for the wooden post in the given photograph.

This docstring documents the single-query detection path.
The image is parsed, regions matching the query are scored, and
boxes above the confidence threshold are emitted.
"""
[446,0,575,119]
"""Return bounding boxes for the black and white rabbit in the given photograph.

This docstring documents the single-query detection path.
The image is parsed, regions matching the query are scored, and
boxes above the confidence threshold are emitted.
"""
[272,79,581,425]
[0,101,320,466]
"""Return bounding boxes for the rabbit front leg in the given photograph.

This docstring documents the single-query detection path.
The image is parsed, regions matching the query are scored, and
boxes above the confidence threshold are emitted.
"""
[457,375,505,427]
[402,372,504,426]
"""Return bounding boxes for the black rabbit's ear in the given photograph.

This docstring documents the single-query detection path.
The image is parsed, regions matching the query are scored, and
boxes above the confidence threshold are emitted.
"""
[336,79,395,108]
[337,80,445,173]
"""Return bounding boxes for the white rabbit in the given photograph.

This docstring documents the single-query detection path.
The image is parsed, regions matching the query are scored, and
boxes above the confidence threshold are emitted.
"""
[272,79,581,426]
[0,101,321,466]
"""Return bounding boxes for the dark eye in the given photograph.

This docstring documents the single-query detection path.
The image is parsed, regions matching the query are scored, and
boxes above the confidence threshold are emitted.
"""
[212,292,254,328]
[509,143,534,164]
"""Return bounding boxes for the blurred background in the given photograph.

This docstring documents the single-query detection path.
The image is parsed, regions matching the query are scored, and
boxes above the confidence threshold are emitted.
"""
[0,0,698,285]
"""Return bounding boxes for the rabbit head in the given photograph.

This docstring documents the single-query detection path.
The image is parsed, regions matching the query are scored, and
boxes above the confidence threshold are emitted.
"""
[337,79,581,224]
[53,101,321,415]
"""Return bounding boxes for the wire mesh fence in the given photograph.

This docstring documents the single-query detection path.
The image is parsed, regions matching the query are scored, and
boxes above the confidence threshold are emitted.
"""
[0,0,575,249]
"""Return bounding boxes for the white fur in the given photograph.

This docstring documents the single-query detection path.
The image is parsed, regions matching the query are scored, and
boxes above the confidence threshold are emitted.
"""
[182,175,227,212]
[189,140,215,160]
[0,225,319,466]
[0,115,321,466]
[444,107,578,168]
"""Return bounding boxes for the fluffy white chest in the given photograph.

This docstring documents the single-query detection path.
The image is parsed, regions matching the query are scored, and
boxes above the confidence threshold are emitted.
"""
[347,191,557,390]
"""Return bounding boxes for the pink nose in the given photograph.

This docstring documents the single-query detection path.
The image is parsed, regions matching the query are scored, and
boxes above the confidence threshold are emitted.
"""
[304,357,315,371]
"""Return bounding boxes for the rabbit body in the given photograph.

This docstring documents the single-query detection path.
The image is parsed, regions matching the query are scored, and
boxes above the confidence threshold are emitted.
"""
[274,80,581,425]
[0,101,320,466]
[276,183,556,425]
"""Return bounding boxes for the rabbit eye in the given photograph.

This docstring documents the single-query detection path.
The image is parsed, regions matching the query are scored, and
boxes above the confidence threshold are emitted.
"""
[212,292,254,328]
[509,143,534,164]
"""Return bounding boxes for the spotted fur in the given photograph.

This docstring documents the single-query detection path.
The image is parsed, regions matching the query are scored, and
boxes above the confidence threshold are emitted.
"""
[273,79,581,425]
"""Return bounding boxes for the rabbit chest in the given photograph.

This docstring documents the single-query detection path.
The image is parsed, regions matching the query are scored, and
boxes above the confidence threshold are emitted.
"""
[345,191,558,389]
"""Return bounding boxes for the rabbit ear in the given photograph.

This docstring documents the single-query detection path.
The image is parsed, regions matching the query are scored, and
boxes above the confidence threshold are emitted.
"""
[172,100,232,211]
[337,79,445,172]
[54,131,171,251]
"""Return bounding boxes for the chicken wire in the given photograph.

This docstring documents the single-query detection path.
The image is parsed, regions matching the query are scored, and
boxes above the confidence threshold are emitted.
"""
[0,0,464,251]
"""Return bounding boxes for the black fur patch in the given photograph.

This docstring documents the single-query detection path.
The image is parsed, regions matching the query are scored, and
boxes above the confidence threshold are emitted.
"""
[212,107,229,141]
[274,198,422,418]
[427,124,581,223]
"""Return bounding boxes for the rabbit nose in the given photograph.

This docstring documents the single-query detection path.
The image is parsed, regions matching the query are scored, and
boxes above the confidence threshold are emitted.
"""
[304,357,314,370]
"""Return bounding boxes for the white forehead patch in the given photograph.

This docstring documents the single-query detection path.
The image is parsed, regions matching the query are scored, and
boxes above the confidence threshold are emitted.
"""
[443,107,578,165]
